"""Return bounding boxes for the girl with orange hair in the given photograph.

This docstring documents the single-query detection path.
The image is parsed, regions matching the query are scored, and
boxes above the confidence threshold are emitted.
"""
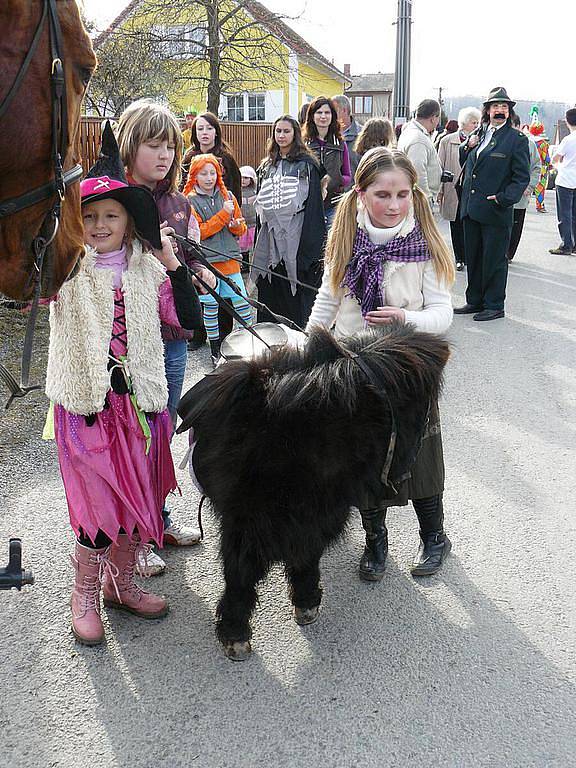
[183,154,251,364]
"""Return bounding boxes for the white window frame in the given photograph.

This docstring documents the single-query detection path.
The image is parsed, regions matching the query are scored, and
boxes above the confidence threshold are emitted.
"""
[248,93,266,122]
[354,95,373,115]
[222,93,268,122]
[226,94,245,122]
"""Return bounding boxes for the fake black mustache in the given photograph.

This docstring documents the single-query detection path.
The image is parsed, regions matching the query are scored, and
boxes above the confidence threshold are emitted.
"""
[494,112,507,119]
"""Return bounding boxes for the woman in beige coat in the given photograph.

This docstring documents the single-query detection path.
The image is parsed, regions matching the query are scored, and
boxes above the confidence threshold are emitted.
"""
[438,107,481,270]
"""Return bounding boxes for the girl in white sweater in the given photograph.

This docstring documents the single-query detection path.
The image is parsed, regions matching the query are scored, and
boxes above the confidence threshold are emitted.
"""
[307,146,455,581]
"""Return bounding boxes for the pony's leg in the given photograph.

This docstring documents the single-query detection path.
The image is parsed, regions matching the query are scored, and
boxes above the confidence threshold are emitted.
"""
[285,555,323,626]
[216,533,270,661]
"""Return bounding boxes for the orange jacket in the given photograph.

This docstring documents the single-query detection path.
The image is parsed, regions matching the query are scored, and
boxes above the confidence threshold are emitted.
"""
[190,191,246,275]
[192,194,246,239]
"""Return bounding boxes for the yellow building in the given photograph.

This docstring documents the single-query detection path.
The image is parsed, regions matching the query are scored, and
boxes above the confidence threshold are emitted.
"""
[94,0,350,120]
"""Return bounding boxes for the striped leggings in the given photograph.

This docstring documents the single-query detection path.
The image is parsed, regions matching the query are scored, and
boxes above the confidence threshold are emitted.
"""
[200,271,252,341]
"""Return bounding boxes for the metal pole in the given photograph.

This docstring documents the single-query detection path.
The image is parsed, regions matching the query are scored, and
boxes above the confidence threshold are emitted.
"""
[393,0,413,125]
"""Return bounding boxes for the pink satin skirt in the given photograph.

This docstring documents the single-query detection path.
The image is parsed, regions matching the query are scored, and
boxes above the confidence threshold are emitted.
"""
[54,392,176,546]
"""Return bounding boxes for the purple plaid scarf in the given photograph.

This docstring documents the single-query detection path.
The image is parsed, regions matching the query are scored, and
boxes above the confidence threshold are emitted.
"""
[343,223,431,317]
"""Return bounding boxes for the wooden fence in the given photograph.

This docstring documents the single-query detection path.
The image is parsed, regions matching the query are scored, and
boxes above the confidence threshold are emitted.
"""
[79,118,104,175]
[79,117,272,175]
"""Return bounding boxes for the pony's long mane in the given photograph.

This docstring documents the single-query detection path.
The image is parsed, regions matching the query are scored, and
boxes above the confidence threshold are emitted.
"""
[178,324,449,433]
[265,325,449,414]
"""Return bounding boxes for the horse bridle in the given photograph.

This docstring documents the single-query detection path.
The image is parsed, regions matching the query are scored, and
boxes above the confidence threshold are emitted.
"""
[0,0,83,408]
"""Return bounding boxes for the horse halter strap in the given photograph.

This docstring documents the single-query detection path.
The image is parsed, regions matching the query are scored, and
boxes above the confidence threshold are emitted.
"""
[0,0,80,221]
[0,0,81,407]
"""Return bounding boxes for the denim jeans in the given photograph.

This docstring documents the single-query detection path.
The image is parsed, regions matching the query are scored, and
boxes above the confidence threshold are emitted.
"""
[324,206,336,229]
[556,185,576,251]
[163,338,187,428]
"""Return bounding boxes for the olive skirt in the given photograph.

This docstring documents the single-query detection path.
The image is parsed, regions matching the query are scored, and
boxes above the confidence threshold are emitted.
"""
[381,401,445,506]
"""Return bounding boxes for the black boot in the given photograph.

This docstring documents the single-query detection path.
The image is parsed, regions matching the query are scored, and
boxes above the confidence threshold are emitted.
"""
[359,507,388,582]
[188,327,207,352]
[411,495,451,577]
[209,339,221,369]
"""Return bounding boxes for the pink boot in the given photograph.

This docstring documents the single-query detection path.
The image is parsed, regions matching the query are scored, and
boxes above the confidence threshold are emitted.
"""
[70,542,108,645]
[102,534,169,619]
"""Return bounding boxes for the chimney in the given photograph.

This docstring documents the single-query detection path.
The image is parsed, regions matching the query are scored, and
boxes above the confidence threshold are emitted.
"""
[344,63,351,78]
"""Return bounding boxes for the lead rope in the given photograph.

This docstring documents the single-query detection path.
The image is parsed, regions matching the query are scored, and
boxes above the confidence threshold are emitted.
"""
[184,238,321,294]
[336,346,399,493]
[197,496,206,541]
[189,266,276,349]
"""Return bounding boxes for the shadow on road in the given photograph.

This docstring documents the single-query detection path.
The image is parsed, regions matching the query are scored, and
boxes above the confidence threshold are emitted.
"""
[41,537,576,768]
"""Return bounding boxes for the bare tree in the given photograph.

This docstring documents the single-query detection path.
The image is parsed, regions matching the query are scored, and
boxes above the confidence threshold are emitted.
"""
[89,0,302,116]
[87,30,176,116]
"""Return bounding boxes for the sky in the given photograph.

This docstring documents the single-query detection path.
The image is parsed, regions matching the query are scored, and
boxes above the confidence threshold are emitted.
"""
[83,0,575,108]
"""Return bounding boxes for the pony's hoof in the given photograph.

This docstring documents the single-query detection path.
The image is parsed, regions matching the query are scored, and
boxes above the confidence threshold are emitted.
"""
[223,640,252,661]
[294,605,320,626]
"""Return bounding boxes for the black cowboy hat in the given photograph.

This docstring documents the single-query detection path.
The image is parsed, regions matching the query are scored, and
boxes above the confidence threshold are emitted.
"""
[483,87,516,108]
[80,122,162,250]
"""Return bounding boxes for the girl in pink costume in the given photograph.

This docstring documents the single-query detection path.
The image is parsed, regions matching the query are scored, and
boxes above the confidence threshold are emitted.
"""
[46,124,202,645]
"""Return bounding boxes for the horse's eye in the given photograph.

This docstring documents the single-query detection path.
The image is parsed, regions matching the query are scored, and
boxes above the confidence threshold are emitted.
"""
[79,67,93,87]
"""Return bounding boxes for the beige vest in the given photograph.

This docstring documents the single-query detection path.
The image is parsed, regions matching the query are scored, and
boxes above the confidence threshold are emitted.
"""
[45,241,168,415]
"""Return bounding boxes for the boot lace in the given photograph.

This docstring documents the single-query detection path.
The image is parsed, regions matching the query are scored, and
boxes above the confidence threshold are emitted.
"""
[98,550,121,604]
[71,550,107,618]
[117,539,148,601]
[135,542,155,579]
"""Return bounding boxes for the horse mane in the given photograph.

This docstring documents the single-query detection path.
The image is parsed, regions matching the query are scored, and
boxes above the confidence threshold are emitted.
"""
[177,324,450,435]
[264,325,449,415]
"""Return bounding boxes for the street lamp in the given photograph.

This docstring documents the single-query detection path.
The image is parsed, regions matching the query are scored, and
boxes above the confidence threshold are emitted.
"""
[393,0,413,125]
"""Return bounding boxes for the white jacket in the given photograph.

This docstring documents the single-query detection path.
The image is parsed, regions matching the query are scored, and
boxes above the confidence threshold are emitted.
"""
[398,120,442,199]
[306,212,453,337]
[45,241,169,415]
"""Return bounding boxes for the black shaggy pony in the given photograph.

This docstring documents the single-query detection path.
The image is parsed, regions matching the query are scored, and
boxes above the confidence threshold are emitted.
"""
[177,325,450,660]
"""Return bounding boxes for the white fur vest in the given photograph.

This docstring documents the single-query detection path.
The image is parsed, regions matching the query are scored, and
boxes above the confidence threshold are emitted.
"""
[45,241,169,415]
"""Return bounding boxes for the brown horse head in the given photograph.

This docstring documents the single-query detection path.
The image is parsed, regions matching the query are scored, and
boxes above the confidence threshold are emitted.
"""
[0,1,96,300]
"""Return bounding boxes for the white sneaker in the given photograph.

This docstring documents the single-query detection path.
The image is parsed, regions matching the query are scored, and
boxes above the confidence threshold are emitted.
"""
[163,520,201,547]
[136,546,166,577]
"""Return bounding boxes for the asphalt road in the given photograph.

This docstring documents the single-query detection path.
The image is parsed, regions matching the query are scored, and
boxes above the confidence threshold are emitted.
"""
[1,191,575,768]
